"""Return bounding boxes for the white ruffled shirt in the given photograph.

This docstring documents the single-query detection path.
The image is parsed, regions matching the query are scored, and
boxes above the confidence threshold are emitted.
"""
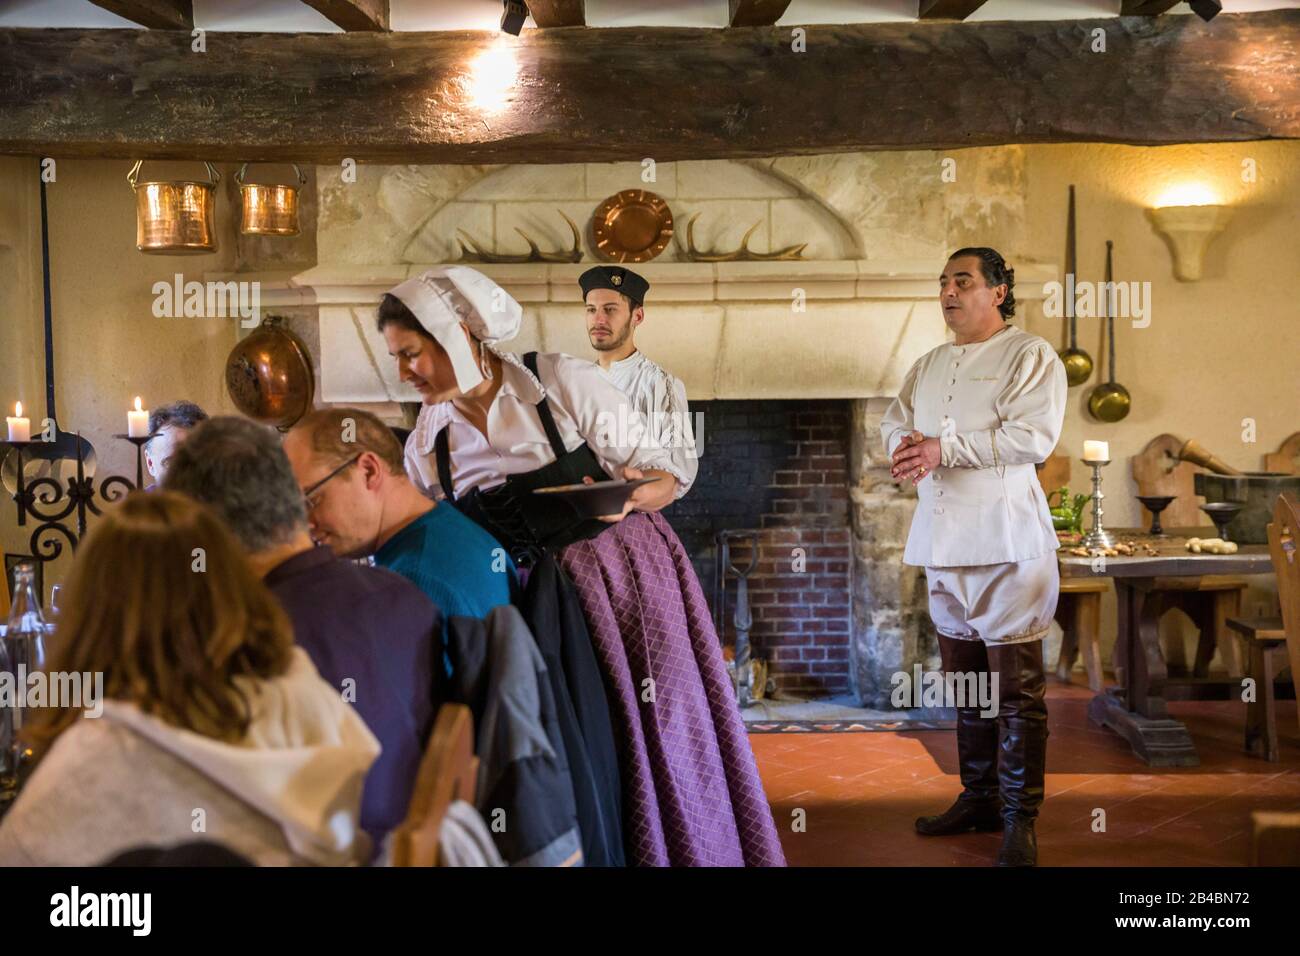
[405,349,689,501]
[598,351,698,497]
[880,324,1067,568]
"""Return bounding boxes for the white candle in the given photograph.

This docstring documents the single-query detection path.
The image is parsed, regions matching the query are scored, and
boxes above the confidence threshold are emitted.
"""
[1083,440,1109,462]
[7,402,31,442]
[128,396,150,438]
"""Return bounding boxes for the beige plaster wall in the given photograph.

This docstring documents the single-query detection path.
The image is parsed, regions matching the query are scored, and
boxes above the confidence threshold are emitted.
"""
[1,145,1296,658]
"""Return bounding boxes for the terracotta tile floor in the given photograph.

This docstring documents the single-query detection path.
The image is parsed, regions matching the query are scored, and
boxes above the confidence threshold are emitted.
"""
[751,678,1300,866]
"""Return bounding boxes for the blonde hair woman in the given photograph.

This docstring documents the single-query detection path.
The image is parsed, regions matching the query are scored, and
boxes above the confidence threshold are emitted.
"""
[0,492,379,866]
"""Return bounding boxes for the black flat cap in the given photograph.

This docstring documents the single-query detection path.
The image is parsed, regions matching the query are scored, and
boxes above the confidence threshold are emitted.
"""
[579,266,649,306]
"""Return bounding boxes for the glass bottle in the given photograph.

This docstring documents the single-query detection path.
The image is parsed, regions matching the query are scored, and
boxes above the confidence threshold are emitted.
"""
[2,563,46,796]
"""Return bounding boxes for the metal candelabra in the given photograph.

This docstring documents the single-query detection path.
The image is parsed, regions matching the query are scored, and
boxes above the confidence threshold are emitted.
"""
[0,434,153,564]
[1080,458,1116,550]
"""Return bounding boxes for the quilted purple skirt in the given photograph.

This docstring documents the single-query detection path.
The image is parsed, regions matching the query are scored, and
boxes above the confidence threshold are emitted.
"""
[558,511,786,867]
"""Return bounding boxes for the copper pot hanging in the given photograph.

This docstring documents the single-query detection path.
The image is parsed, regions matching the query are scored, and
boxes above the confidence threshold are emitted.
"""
[236,163,306,236]
[128,160,220,254]
[225,315,316,430]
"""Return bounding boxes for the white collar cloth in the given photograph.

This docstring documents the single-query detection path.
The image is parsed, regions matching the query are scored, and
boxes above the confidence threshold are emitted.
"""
[880,324,1068,568]
[598,351,698,497]
[405,350,689,501]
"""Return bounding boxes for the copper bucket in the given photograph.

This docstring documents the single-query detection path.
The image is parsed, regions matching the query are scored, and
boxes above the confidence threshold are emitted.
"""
[236,163,306,236]
[128,160,220,254]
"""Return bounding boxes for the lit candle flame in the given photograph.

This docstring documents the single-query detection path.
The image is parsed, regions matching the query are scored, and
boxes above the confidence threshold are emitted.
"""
[134,396,143,411]
[14,401,22,417]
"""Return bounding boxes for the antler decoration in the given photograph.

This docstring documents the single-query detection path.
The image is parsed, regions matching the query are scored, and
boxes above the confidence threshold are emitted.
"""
[456,211,583,264]
[680,214,808,262]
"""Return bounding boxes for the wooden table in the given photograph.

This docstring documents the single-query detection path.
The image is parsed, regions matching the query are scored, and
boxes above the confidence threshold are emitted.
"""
[1058,528,1274,767]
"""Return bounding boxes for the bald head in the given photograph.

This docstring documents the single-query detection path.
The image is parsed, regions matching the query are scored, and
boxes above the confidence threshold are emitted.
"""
[288,408,405,473]
[282,408,414,558]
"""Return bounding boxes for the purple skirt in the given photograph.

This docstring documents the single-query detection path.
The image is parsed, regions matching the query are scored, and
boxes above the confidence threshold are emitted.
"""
[558,512,786,867]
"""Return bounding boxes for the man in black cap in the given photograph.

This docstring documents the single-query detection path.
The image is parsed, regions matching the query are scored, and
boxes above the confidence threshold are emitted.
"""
[578,265,698,497]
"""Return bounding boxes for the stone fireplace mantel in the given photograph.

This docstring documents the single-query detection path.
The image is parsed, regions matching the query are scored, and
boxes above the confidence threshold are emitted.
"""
[219,258,1055,405]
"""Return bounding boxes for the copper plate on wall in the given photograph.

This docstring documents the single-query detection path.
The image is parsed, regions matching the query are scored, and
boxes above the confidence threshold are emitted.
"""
[592,189,673,263]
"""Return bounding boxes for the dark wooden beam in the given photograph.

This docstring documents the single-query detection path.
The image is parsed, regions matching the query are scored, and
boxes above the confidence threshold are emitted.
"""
[1120,0,1182,14]
[87,1,192,30]
[300,1,389,32]
[1,12,1298,164]
[526,1,585,29]
[918,0,988,20]
[728,0,793,27]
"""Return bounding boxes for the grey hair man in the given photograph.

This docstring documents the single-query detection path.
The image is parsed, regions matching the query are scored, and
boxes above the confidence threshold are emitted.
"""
[144,400,208,486]
[163,415,442,858]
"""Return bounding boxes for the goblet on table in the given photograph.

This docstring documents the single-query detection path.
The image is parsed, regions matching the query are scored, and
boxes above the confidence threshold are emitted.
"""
[1199,501,1244,542]
[1136,495,1175,537]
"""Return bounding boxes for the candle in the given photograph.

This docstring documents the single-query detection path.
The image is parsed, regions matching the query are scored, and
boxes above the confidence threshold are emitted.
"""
[7,402,31,442]
[1083,440,1109,462]
[128,396,150,438]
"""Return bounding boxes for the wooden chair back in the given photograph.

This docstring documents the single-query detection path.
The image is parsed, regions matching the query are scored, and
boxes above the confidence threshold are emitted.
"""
[1132,433,1203,529]
[1035,449,1072,497]
[1264,432,1300,475]
[1268,493,1300,722]
[391,702,479,867]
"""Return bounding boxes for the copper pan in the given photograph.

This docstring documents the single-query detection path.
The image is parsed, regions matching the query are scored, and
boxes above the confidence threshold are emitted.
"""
[225,315,315,430]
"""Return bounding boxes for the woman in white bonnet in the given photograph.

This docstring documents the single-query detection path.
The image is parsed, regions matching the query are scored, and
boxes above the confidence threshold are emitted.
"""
[377,266,784,868]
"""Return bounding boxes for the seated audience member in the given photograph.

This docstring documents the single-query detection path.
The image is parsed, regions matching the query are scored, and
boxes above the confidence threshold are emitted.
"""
[0,492,378,867]
[283,407,513,618]
[165,416,441,854]
[144,399,208,487]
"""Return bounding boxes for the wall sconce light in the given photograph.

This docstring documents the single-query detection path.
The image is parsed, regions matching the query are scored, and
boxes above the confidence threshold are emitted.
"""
[1148,185,1232,282]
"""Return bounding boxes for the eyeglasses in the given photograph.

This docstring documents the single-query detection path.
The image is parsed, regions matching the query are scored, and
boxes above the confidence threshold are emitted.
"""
[301,454,361,512]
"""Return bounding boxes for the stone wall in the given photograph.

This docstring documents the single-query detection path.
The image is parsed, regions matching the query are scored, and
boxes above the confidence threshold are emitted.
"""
[848,399,933,709]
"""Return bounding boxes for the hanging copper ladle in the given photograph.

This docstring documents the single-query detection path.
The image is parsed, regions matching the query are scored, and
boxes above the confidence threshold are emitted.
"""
[1088,240,1132,422]
[1058,185,1094,387]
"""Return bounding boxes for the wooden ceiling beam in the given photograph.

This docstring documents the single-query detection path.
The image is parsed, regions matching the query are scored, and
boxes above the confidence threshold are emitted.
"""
[1,13,1297,164]
[1120,1,1183,14]
[526,1,585,29]
[728,0,794,27]
[918,0,989,20]
[300,1,389,32]
[86,1,192,30]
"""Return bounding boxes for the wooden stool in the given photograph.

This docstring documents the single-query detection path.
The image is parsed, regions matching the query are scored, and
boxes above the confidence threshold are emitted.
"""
[1227,615,1289,762]
[1055,576,1109,691]
[1252,811,1300,866]
[1151,575,1249,678]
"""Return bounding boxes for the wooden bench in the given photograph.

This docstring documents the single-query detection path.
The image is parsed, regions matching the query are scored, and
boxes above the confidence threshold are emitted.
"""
[1153,575,1248,678]
[1252,811,1300,866]
[1226,616,1288,761]
[1055,576,1109,691]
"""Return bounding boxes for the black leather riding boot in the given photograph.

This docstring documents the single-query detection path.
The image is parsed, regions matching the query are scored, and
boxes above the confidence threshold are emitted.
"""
[915,634,1001,836]
[986,640,1049,867]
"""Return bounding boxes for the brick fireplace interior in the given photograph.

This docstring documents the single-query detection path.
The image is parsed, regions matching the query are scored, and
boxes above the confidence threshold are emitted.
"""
[663,400,853,698]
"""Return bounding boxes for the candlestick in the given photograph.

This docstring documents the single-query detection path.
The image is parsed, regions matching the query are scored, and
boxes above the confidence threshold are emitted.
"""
[113,433,157,491]
[1083,439,1109,463]
[127,397,150,439]
[1080,458,1116,550]
[7,402,31,443]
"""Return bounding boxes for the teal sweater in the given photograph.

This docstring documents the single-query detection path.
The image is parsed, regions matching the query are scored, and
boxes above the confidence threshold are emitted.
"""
[375,504,514,622]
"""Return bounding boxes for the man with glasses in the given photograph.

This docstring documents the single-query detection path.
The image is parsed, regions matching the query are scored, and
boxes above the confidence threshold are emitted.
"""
[164,416,441,860]
[283,407,514,621]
